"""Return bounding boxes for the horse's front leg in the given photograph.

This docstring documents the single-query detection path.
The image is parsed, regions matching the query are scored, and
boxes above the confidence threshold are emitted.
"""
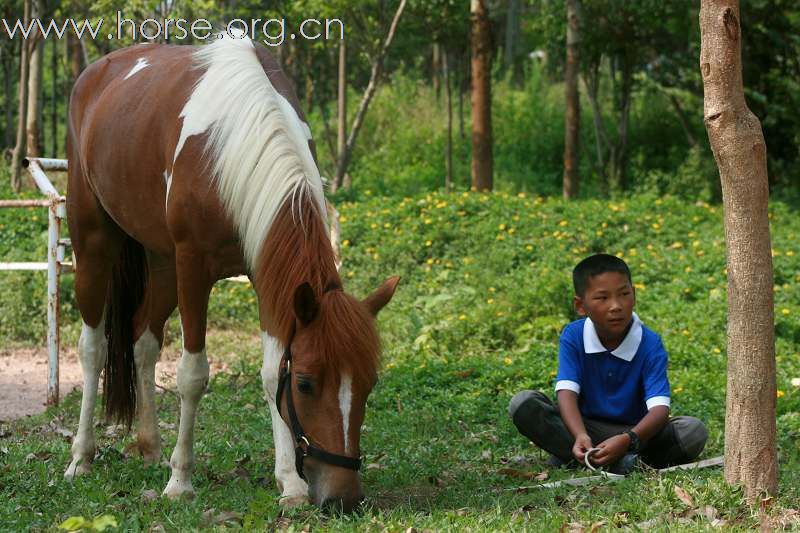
[163,250,212,499]
[260,332,309,507]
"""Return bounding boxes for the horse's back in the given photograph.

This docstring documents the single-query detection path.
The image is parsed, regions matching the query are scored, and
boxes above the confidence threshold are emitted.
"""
[68,44,199,255]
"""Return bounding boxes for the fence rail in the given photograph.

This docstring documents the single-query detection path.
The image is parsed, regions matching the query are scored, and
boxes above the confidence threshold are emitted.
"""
[1,157,69,405]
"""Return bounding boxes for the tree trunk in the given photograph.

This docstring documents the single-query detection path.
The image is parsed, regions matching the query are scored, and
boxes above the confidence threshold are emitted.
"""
[504,0,520,82]
[700,0,776,502]
[432,43,441,100]
[669,93,698,147]
[334,0,407,189]
[2,41,15,149]
[26,3,43,158]
[332,39,347,193]
[563,0,581,199]
[443,49,453,192]
[51,35,58,156]
[11,0,31,192]
[304,48,314,114]
[470,0,493,191]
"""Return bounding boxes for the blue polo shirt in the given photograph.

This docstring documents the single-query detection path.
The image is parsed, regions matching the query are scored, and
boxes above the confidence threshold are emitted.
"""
[554,313,671,425]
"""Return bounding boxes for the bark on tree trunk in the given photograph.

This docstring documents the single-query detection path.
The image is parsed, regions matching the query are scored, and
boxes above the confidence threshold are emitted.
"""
[470,0,493,191]
[2,42,15,149]
[432,43,441,100]
[563,0,581,199]
[700,0,777,502]
[26,5,43,158]
[443,49,453,192]
[51,35,58,156]
[11,0,31,192]
[332,39,347,193]
[334,0,407,190]
[304,48,314,114]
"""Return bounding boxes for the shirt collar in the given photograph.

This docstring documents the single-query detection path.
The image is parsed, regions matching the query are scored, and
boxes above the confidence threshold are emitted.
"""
[582,312,643,362]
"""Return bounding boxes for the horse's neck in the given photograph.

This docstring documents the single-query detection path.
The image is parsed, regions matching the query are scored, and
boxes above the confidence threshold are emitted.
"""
[254,199,339,342]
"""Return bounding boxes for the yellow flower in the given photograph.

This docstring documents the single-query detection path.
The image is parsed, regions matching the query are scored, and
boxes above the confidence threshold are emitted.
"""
[782,308,791,315]
[487,298,494,304]
[458,314,466,320]
[498,223,506,230]
[559,220,568,227]
[685,266,692,273]
[526,245,533,251]
[370,223,378,229]
[777,390,785,398]
[713,348,721,354]
[342,239,350,247]
[503,357,513,366]
[674,387,684,394]
[347,271,354,278]
[339,215,348,222]
[652,223,660,230]
[424,218,432,224]
[425,240,432,247]
[426,258,434,265]
[488,287,496,292]
[634,283,646,290]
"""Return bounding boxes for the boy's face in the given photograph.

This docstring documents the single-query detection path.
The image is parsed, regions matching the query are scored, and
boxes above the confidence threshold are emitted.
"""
[574,271,635,343]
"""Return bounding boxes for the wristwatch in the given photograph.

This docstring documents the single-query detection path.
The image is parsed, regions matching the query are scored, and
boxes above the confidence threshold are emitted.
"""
[623,430,641,453]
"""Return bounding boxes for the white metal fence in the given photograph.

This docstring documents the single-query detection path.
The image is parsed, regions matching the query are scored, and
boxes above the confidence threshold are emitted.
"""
[0,157,70,406]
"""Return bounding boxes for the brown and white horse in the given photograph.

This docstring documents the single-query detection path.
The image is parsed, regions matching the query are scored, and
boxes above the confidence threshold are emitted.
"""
[63,34,398,513]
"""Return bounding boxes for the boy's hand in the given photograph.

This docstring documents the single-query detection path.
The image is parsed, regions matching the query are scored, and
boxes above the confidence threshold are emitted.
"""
[572,433,593,462]
[591,434,631,466]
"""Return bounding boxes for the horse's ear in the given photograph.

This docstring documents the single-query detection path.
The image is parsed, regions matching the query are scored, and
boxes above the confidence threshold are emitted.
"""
[293,282,319,325]
[363,276,400,316]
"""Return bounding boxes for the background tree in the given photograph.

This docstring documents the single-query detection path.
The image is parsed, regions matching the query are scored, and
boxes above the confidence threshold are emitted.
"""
[562,0,581,198]
[700,0,777,501]
[470,0,493,191]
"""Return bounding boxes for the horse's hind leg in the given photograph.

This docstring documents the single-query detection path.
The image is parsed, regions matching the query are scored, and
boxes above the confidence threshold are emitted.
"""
[64,164,124,479]
[127,254,177,465]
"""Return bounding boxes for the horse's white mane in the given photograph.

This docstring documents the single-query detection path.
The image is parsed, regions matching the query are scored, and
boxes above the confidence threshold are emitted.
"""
[175,32,326,270]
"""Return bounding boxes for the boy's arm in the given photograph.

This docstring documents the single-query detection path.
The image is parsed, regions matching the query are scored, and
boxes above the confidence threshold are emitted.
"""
[557,390,593,462]
[591,406,669,466]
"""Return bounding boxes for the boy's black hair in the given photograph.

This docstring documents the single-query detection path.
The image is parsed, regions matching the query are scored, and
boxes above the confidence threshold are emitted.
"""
[573,254,632,296]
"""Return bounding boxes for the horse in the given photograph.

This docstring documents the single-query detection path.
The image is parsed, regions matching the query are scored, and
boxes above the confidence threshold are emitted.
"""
[63,34,399,513]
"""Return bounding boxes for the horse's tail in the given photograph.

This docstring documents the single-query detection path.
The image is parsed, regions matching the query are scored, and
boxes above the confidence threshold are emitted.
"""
[103,235,148,427]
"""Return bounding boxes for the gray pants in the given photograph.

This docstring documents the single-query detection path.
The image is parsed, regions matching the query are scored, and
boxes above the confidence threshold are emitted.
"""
[508,390,708,468]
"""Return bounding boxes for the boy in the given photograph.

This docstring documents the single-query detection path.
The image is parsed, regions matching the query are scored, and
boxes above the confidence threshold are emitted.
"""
[508,254,707,473]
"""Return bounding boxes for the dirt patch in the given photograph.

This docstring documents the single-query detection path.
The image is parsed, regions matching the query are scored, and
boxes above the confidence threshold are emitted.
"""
[0,345,228,422]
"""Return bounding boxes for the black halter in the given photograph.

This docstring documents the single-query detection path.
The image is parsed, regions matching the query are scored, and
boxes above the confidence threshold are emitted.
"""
[275,284,362,480]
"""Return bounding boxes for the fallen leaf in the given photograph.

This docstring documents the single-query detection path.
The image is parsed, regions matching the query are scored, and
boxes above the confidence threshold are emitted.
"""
[535,470,549,481]
[481,450,492,460]
[148,524,165,533]
[141,489,159,502]
[454,368,475,378]
[498,467,547,480]
[674,485,694,507]
[200,509,242,527]
[562,521,585,533]
[25,451,53,462]
[589,520,607,533]
[158,421,175,430]
[366,463,383,470]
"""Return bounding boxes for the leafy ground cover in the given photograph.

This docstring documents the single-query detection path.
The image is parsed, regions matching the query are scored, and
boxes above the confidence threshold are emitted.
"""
[1,191,799,531]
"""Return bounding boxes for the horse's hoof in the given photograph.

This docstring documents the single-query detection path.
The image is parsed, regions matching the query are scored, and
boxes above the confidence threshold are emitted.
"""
[279,494,310,509]
[64,459,91,481]
[162,479,196,500]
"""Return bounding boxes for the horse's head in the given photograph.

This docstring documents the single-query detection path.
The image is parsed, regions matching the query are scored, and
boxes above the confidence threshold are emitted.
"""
[276,276,399,513]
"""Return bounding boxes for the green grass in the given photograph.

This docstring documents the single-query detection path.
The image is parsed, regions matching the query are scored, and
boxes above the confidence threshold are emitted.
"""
[1,191,799,531]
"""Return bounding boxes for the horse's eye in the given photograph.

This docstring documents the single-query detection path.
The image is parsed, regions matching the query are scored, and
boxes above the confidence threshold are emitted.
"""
[297,378,313,395]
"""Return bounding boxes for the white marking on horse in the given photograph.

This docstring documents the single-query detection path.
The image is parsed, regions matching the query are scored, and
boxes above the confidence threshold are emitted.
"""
[338,373,353,454]
[174,33,325,270]
[163,170,173,210]
[124,57,150,80]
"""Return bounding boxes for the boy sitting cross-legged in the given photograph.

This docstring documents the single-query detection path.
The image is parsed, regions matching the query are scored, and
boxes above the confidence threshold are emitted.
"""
[508,254,707,474]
